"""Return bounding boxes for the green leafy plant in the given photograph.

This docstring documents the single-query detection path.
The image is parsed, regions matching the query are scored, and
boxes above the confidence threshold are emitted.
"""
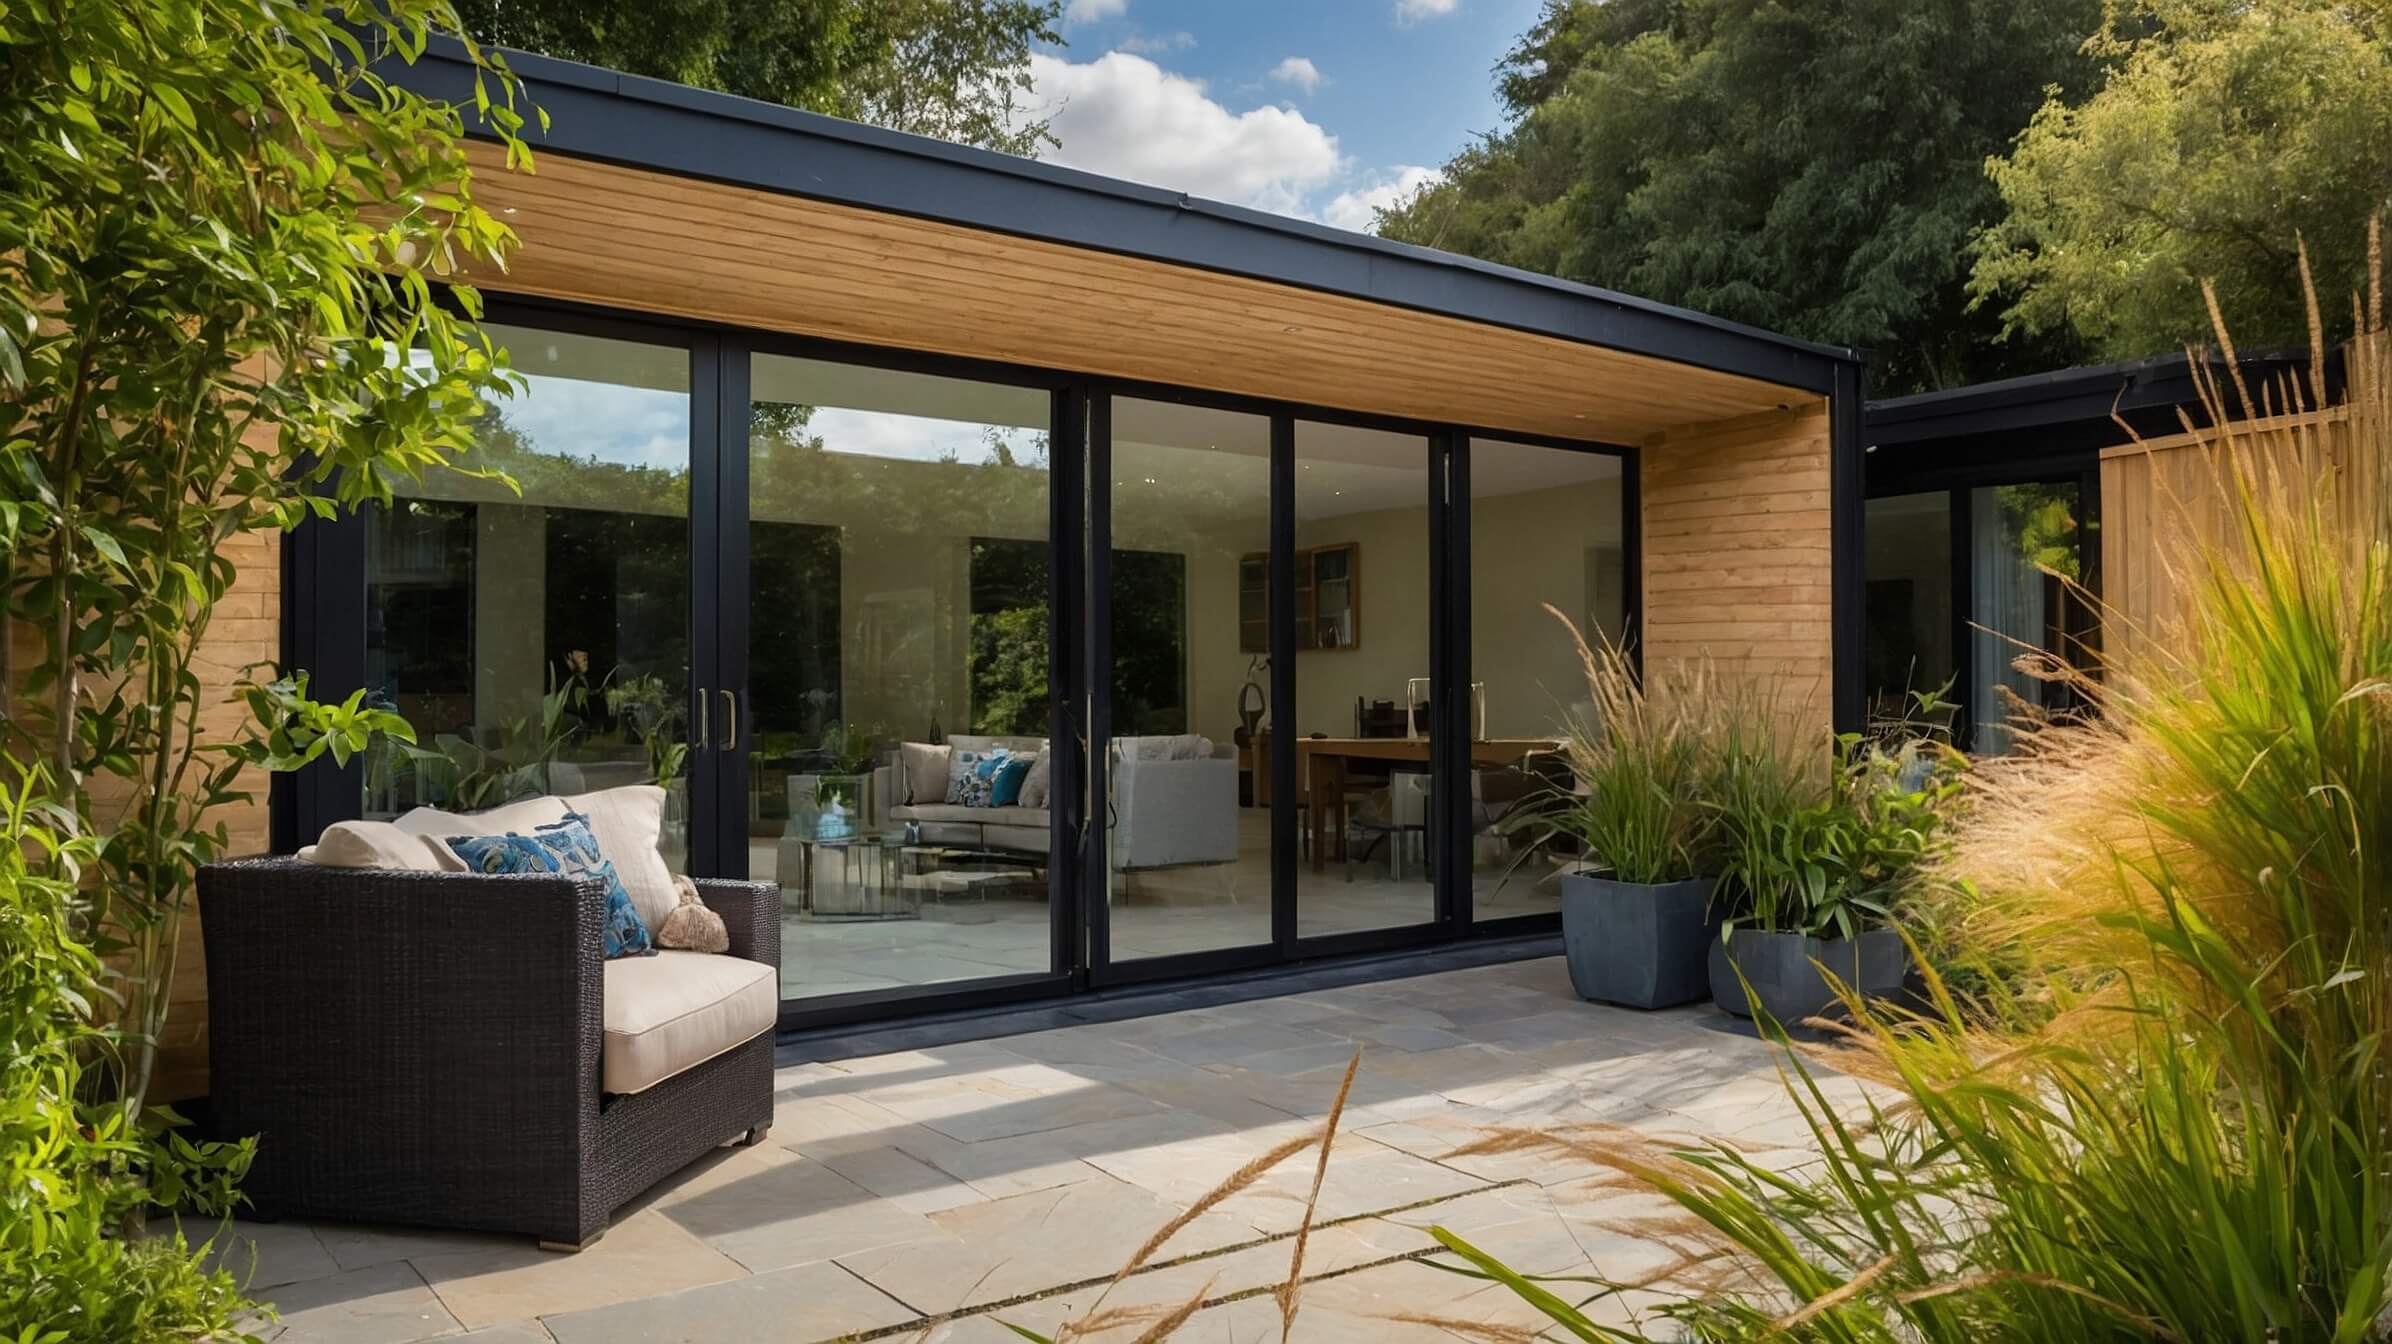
[0,769,257,1341]
[602,670,689,786]
[1,0,533,1128]
[404,662,587,809]
[1706,713,1963,940]
[812,721,882,808]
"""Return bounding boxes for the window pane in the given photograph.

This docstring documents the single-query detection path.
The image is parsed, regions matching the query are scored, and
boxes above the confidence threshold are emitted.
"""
[747,354,1054,1000]
[1466,439,1625,923]
[1864,492,1955,728]
[1292,421,1434,938]
[1105,397,1272,961]
[365,324,693,875]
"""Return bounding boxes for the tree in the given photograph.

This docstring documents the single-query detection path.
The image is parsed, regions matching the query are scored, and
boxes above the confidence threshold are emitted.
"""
[1378,0,2104,393]
[1,5,528,1311]
[1973,0,2392,361]
[452,0,1062,154]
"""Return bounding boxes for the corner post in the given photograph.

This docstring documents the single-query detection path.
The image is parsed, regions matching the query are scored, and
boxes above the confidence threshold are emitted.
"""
[1829,360,1868,736]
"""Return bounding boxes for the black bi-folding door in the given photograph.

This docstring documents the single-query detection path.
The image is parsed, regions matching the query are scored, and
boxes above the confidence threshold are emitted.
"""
[284,298,1635,1033]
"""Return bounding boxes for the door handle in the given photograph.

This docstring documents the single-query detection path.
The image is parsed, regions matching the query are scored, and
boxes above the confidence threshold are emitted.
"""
[695,688,709,753]
[720,688,739,751]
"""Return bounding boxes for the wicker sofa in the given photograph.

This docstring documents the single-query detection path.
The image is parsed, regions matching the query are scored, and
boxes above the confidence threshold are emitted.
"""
[196,856,780,1250]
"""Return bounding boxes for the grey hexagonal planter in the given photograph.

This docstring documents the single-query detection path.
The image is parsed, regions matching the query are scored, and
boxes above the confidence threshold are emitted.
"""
[1559,872,1717,1010]
[1707,927,1909,1022]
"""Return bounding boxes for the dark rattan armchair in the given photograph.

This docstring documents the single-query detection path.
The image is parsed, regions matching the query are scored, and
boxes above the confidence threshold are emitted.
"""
[197,857,780,1250]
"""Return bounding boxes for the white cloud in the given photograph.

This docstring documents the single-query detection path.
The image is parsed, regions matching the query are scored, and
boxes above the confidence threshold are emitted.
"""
[1395,0,1458,24]
[1322,165,1441,234]
[1268,56,1322,93]
[1064,0,1126,22]
[1027,51,1344,215]
[1119,30,1194,54]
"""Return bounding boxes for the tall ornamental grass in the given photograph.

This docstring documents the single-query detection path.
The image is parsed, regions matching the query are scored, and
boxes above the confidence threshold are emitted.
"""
[1439,244,2392,1340]
[1512,606,1739,885]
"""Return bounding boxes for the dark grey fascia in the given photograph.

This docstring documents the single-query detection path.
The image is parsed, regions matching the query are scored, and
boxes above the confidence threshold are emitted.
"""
[383,39,1860,396]
[1866,349,2316,448]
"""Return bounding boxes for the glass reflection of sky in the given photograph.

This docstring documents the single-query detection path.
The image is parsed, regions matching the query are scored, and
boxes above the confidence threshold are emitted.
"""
[787,407,1046,469]
[499,373,690,471]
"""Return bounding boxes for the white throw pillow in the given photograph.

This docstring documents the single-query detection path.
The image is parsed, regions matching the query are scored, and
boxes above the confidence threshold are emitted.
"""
[901,742,951,805]
[303,820,451,872]
[394,784,678,931]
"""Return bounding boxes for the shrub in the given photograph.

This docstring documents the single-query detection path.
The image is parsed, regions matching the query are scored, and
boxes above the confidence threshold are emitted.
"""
[0,773,255,1340]
[1706,724,1964,939]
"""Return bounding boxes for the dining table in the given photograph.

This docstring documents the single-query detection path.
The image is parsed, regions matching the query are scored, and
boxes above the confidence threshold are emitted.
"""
[1289,736,1562,873]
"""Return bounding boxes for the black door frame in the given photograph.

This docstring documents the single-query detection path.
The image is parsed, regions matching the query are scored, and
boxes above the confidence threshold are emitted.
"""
[283,290,1643,1032]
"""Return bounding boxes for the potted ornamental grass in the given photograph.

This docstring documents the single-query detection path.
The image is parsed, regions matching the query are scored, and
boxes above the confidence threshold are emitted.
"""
[1704,707,1962,1022]
[1518,609,1729,1009]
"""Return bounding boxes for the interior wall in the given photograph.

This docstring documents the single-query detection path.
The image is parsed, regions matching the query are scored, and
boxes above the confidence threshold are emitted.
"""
[1470,476,1625,738]
[1640,403,1834,737]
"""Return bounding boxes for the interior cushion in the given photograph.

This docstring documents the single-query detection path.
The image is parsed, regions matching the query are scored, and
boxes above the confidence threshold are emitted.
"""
[900,742,951,805]
[394,784,676,931]
[945,745,1011,806]
[304,820,450,871]
[602,950,776,1094]
[989,756,1032,807]
[1019,751,1052,809]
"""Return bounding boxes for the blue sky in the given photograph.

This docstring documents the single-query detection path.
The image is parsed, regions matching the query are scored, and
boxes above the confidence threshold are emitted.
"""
[1024,0,1546,230]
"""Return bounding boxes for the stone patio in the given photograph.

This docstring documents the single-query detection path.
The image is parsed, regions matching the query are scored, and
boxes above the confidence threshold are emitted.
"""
[198,957,1859,1343]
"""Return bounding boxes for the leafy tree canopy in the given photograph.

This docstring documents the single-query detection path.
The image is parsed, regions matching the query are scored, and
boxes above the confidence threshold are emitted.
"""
[453,0,1061,153]
[1972,0,2392,361]
[1379,0,2103,394]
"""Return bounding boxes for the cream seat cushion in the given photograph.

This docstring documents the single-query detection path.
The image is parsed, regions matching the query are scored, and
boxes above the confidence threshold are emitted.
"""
[601,950,776,1095]
[392,784,678,930]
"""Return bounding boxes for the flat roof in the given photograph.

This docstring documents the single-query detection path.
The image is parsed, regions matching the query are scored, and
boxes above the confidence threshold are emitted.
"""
[1867,349,2312,447]
[387,38,1860,395]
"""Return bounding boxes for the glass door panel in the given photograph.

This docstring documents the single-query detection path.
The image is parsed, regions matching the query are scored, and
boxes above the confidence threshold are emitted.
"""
[1968,482,2085,753]
[1464,438,1625,923]
[745,353,1056,1001]
[363,322,695,873]
[1291,421,1435,938]
[1102,396,1275,964]
[1864,492,1956,728]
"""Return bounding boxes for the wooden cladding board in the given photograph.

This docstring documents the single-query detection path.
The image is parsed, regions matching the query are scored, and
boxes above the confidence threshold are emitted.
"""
[458,144,1807,443]
[2099,406,2356,668]
[1639,403,1833,735]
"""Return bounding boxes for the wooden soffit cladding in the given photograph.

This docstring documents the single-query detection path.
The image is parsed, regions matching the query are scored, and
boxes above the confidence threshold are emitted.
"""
[456,145,1808,444]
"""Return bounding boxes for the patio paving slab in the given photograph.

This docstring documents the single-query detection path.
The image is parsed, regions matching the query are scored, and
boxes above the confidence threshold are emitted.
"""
[541,1261,917,1343]
[236,955,1850,1344]
[253,1261,463,1344]
[409,1209,746,1329]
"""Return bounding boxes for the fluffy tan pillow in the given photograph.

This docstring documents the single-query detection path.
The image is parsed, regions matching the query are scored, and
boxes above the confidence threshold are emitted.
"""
[654,874,729,954]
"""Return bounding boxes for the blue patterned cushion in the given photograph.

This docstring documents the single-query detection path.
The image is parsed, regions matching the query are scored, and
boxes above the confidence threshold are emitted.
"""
[446,813,655,959]
[944,747,1013,807]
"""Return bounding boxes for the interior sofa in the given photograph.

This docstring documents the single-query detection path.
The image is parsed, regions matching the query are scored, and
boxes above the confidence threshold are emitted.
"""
[871,733,1239,869]
[198,786,778,1250]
